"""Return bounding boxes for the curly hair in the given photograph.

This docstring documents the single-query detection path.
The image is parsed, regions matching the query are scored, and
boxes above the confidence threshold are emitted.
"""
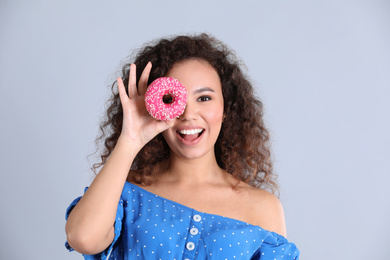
[92,33,278,193]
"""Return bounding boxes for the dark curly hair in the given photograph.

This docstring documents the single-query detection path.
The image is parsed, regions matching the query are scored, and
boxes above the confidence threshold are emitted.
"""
[92,33,278,193]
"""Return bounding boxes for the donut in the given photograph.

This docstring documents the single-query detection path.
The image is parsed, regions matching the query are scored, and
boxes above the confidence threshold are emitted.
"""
[144,77,188,121]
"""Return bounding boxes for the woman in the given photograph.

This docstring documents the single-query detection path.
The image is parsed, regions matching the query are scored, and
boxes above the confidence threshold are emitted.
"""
[65,33,300,259]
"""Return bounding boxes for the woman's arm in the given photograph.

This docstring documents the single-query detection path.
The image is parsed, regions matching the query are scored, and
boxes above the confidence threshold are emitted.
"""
[65,137,141,255]
[65,63,174,255]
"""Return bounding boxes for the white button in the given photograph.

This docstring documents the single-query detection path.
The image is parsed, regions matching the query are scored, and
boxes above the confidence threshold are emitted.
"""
[184,259,190,260]
[190,227,199,235]
[186,242,195,251]
[193,214,201,222]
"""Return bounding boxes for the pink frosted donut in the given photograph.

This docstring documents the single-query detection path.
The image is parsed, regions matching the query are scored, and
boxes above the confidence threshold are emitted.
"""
[144,77,188,121]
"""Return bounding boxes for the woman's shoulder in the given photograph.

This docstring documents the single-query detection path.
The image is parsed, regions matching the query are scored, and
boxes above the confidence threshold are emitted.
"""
[237,182,287,237]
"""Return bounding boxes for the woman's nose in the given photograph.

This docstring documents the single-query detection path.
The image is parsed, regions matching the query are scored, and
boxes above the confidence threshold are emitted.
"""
[178,100,197,121]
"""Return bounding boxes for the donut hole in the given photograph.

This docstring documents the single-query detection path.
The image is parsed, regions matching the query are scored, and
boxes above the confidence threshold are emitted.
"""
[163,94,174,104]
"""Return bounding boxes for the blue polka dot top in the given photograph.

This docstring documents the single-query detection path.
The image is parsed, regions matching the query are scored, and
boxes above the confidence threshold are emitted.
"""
[65,182,300,259]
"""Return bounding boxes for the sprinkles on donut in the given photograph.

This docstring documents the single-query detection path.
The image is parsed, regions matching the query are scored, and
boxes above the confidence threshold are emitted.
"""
[144,77,188,121]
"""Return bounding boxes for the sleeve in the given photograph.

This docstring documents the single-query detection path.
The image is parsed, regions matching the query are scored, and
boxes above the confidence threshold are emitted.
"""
[65,187,125,260]
[250,231,300,260]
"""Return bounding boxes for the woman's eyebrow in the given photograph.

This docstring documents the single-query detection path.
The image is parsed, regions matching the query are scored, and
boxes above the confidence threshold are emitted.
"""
[193,87,215,94]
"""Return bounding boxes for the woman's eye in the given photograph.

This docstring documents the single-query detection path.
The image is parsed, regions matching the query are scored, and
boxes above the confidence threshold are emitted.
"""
[197,96,211,102]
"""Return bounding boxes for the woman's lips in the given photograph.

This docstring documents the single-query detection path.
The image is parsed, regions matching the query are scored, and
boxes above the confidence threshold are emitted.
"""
[176,129,205,144]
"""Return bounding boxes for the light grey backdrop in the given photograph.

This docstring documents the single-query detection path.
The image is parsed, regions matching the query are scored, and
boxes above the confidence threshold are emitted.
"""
[1,1,389,259]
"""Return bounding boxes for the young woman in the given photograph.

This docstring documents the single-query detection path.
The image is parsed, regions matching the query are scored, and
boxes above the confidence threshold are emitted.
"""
[65,33,300,259]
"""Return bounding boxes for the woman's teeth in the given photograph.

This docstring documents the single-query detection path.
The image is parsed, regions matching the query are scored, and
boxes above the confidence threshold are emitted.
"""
[178,129,203,135]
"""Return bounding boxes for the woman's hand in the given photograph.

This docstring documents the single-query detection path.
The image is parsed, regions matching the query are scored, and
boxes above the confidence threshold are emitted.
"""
[117,62,174,147]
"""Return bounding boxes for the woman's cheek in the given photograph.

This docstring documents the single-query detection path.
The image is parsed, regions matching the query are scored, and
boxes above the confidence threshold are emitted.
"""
[206,109,224,127]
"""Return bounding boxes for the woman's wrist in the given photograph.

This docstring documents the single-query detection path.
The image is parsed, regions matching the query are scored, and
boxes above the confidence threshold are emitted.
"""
[116,134,144,155]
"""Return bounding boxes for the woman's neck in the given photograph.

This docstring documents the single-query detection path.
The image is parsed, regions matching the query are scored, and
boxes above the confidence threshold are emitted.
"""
[160,152,226,186]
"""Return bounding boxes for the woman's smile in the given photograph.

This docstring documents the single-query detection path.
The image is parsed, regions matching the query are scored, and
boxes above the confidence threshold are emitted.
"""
[176,127,205,144]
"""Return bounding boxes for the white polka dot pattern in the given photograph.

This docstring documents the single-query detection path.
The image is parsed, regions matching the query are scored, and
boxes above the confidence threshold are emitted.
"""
[65,182,300,259]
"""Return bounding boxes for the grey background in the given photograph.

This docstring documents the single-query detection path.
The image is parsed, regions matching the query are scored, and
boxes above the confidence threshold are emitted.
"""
[1,1,389,259]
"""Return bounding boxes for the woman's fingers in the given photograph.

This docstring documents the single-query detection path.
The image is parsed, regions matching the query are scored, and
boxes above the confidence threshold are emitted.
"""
[122,62,152,100]
[117,77,128,106]
[128,64,137,99]
[155,118,175,133]
[138,62,152,96]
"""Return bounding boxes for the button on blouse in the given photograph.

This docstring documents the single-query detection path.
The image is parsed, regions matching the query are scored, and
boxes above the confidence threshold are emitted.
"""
[190,227,199,235]
[186,242,195,251]
[193,214,202,222]
[65,182,300,259]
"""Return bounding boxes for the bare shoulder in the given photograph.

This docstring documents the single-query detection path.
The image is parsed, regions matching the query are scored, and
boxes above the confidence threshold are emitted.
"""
[238,182,287,237]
